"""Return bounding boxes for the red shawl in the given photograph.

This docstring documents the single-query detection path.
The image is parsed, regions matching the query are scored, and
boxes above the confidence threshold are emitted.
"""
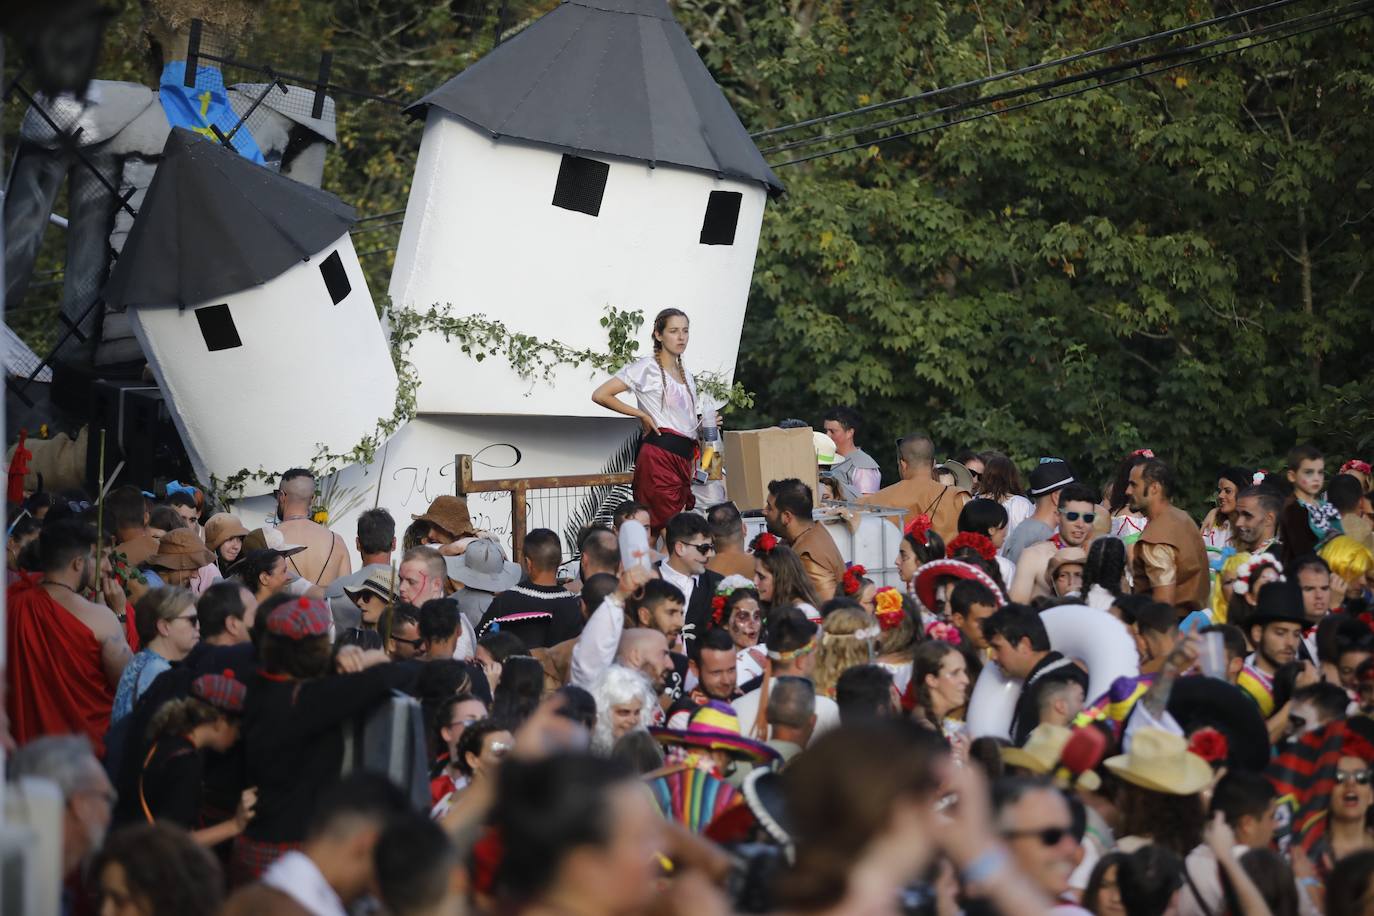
[6,576,115,755]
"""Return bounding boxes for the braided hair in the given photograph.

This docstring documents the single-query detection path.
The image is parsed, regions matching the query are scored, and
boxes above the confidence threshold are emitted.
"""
[651,308,695,415]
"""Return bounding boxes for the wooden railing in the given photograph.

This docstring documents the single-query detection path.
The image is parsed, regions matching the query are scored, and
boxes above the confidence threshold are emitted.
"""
[455,453,633,563]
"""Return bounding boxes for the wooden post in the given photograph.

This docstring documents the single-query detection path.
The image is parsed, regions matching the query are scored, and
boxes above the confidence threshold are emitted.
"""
[511,485,527,565]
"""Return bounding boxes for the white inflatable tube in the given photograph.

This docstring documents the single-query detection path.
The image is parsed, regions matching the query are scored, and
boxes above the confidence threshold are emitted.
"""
[966,663,1021,740]
[964,604,1140,740]
[1040,604,1140,701]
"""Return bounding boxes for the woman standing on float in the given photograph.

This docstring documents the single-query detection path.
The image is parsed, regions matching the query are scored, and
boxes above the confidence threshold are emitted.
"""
[593,308,701,540]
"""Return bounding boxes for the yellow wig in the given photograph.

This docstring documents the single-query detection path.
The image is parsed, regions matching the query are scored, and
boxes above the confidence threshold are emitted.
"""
[1319,535,1374,584]
[1209,551,1251,624]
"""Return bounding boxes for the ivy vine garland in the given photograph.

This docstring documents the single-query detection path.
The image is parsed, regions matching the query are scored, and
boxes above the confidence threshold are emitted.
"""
[209,303,752,500]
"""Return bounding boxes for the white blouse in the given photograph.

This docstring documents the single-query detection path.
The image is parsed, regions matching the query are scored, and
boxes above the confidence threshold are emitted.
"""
[615,356,699,437]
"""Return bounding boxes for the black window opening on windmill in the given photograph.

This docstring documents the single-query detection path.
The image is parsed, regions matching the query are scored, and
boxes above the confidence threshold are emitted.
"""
[699,190,742,246]
[195,304,243,352]
[552,154,610,217]
[319,250,352,304]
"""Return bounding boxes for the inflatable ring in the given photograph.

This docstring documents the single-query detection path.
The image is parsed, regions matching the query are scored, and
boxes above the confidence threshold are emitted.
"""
[965,604,1139,740]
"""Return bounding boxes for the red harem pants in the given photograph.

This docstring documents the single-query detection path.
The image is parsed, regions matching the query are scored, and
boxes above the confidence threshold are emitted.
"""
[633,430,697,533]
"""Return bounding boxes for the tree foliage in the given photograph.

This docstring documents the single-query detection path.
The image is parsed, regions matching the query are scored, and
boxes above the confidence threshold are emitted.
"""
[678,0,1374,506]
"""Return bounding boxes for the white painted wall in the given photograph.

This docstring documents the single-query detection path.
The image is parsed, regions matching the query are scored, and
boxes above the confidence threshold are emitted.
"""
[231,412,639,569]
[131,233,397,496]
[388,112,768,417]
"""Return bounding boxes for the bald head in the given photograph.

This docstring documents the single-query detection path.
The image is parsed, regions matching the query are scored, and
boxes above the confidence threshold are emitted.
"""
[618,627,667,665]
[899,434,935,468]
[616,626,672,693]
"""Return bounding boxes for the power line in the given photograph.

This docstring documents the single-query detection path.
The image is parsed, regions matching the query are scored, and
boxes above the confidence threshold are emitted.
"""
[770,3,1371,169]
[762,0,1367,158]
[751,0,1312,140]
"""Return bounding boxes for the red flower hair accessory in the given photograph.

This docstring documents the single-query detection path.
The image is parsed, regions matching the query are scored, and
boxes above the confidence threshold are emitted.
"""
[711,595,727,626]
[751,532,779,554]
[1131,448,1155,458]
[925,621,962,645]
[874,587,905,631]
[904,514,932,546]
[842,564,867,596]
[1188,727,1229,766]
[946,532,996,562]
[1342,459,1373,477]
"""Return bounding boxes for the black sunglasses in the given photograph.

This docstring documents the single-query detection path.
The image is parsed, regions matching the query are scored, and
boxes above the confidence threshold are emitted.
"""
[684,542,715,555]
[1336,769,1374,786]
[1004,826,1072,846]
[392,636,425,649]
[1061,511,1096,523]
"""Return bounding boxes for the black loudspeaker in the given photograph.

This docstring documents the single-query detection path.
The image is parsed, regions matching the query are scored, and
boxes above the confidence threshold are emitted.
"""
[86,379,194,490]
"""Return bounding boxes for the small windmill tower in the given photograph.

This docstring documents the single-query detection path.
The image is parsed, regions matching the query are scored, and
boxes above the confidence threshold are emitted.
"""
[104,129,397,494]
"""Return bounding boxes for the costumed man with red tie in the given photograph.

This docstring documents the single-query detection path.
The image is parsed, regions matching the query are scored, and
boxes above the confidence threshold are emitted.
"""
[6,520,133,756]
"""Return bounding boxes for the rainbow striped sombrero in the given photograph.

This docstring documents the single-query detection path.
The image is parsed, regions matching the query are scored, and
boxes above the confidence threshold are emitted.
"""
[650,700,781,766]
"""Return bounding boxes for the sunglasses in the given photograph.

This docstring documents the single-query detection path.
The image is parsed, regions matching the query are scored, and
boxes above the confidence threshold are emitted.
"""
[1336,769,1374,786]
[684,542,715,555]
[391,636,425,649]
[174,612,200,626]
[1061,511,1096,523]
[1004,826,1072,846]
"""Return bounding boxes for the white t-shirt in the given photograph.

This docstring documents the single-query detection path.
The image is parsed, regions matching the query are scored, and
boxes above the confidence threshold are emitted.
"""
[731,683,840,740]
[615,356,698,437]
[1000,494,1035,539]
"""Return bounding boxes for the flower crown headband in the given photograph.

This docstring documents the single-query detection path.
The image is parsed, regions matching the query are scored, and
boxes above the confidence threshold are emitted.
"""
[874,587,905,631]
[711,575,756,626]
[946,532,996,562]
[842,564,868,597]
[1341,459,1372,477]
[822,625,881,644]
[904,514,933,547]
[1231,554,1284,594]
[751,532,780,554]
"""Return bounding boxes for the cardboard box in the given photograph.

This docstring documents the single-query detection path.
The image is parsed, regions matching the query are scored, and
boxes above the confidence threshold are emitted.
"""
[723,426,820,511]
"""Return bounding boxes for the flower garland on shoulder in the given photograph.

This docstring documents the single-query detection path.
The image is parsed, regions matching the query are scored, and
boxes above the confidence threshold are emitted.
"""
[842,564,868,597]
[946,532,996,562]
[873,587,905,631]
[710,575,756,627]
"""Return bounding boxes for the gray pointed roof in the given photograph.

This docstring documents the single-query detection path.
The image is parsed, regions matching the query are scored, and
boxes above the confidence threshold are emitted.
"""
[104,129,356,309]
[406,0,783,194]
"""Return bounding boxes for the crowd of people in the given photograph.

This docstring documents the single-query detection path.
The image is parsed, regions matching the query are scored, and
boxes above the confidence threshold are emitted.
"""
[5,424,1374,916]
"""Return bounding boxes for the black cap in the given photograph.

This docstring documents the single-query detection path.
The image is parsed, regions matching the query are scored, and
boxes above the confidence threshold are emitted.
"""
[1029,459,1075,497]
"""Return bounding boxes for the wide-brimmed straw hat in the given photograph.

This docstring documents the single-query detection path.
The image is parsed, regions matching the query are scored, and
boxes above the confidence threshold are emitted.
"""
[912,559,1006,614]
[1001,724,1102,791]
[1044,547,1089,592]
[1103,727,1213,795]
[650,701,781,766]
[203,513,251,552]
[412,495,477,540]
[445,539,520,593]
[343,568,399,605]
[147,528,216,571]
[938,459,976,493]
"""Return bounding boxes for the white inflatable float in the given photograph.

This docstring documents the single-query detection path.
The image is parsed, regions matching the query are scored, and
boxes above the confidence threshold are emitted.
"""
[965,604,1139,740]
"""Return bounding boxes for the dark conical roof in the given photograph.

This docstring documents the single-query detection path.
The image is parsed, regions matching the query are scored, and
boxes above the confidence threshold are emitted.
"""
[406,0,783,194]
[103,128,356,309]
